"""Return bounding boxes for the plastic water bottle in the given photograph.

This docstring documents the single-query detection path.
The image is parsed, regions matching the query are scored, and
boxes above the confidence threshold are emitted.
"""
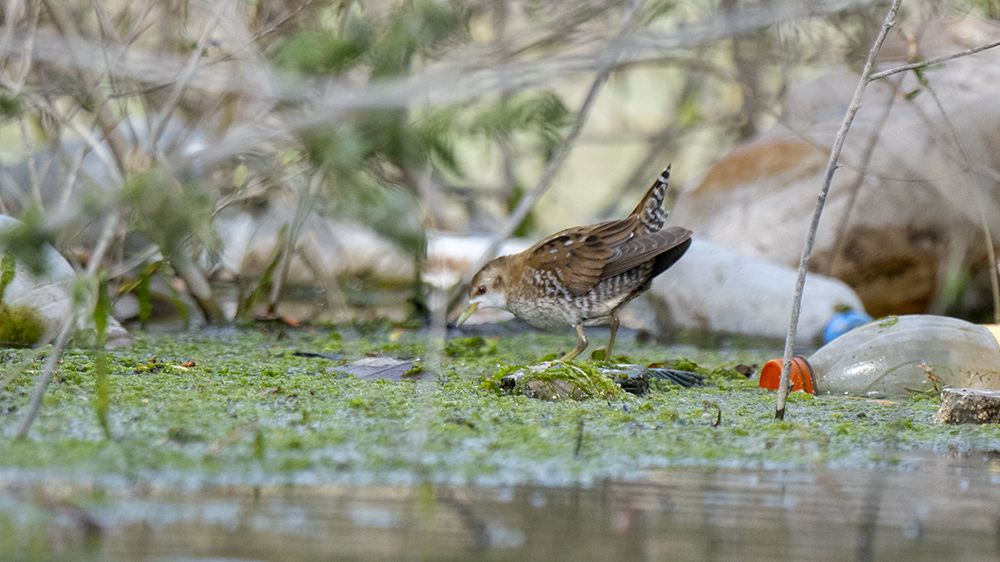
[759,315,1000,397]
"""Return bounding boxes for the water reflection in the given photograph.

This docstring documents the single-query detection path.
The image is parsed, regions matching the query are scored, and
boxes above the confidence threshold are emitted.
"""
[3,451,1000,561]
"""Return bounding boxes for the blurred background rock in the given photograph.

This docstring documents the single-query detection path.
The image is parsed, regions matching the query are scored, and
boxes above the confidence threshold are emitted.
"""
[1,0,999,343]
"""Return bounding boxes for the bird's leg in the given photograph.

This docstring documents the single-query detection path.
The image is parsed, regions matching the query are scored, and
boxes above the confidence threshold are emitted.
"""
[562,324,588,360]
[605,313,619,363]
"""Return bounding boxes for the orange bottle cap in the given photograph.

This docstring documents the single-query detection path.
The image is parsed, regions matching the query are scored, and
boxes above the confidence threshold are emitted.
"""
[758,356,815,394]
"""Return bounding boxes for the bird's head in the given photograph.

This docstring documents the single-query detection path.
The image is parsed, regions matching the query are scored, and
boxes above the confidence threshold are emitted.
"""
[456,256,512,325]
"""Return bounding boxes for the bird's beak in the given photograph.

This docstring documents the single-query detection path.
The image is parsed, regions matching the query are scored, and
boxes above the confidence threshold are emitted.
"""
[456,302,479,326]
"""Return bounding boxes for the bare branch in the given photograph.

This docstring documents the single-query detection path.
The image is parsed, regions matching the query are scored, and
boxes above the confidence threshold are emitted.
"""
[446,0,645,316]
[596,58,707,218]
[268,171,323,314]
[171,246,225,324]
[57,136,91,214]
[775,0,903,421]
[39,0,129,172]
[3,0,874,171]
[823,77,901,277]
[146,10,221,155]
[16,211,120,438]
[16,115,42,205]
[28,95,121,183]
[89,0,147,147]
[14,315,74,438]
[921,80,1000,323]
[870,38,1000,81]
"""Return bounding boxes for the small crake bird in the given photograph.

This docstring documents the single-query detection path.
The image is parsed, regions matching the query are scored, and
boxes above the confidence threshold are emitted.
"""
[456,166,692,360]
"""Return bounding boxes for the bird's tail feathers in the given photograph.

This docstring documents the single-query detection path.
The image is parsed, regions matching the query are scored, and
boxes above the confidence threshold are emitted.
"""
[628,165,670,235]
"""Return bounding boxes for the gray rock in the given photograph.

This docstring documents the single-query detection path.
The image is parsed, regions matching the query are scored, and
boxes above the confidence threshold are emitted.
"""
[932,388,1000,424]
[335,356,422,381]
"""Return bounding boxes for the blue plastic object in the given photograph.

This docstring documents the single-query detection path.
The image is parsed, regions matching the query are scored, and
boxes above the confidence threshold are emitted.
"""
[822,309,874,344]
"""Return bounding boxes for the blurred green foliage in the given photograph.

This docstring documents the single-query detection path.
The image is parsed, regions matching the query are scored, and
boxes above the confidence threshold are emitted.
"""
[1,208,53,277]
[119,170,219,256]
[266,0,575,315]
[273,0,471,185]
[273,0,466,79]
[269,2,476,283]
[272,24,374,75]
[92,274,112,437]
[0,91,21,119]
[0,0,984,330]
[469,92,570,161]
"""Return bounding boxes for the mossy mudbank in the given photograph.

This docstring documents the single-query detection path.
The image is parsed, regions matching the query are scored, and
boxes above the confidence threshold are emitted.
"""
[0,325,996,487]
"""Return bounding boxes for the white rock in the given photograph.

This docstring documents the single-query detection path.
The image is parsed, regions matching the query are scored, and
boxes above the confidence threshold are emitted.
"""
[672,18,1000,317]
[424,232,531,289]
[650,237,865,342]
[0,216,130,347]
[214,203,416,286]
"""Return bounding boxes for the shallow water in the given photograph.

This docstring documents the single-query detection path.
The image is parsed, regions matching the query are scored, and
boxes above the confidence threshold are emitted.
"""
[3,451,1000,561]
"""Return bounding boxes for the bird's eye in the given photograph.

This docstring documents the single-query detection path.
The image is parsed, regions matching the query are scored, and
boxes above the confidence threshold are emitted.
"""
[476,285,487,295]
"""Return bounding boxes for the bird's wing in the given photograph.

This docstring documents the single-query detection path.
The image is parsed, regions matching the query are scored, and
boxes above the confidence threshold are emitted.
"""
[526,219,636,296]
[599,226,692,279]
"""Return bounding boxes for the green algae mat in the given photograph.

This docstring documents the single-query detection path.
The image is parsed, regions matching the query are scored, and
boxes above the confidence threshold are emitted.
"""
[0,325,997,487]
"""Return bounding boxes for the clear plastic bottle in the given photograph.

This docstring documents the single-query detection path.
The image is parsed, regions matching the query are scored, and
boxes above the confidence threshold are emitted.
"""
[760,315,1000,397]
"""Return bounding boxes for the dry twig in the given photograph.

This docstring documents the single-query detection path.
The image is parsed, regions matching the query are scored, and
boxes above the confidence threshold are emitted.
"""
[775,0,903,420]
[823,77,901,277]
[16,212,121,437]
[447,0,644,315]
[920,81,1000,323]
[869,38,1000,81]
[0,0,874,173]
